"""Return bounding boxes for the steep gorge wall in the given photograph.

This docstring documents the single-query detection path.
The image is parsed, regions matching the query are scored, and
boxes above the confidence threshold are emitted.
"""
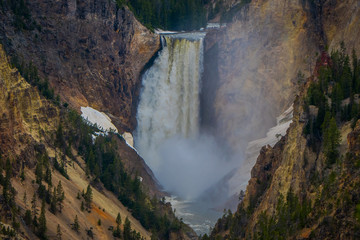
[0,44,59,164]
[206,0,360,238]
[204,0,360,156]
[204,0,320,154]
[0,0,159,132]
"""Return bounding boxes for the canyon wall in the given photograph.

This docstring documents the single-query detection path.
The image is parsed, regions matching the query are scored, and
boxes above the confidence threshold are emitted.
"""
[202,0,360,203]
[0,0,159,132]
[206,0,360,238]
[204,0,360,155]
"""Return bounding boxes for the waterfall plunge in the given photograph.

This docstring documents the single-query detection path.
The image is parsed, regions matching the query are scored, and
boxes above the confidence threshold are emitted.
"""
[135,33,234,200]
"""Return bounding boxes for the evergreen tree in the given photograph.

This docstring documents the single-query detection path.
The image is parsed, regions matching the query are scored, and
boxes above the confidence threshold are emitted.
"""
[24,209,32,226]
[31,192,38,217]
[84,184,93,209]
[81,201,85,211]
[38,199,47,239]
[50,187,57,214]
[116,212,122,225]
[123,217,131,240]
[72,215,80,232]
[20,164,25,182]
[23,191,27,208]
[56,181,65,212]
[323,117,341,165]
[3,158,12,205]
[35,159,43,184]
[56,224,62,240]
[113,224,122,238]
[45,166,52,186]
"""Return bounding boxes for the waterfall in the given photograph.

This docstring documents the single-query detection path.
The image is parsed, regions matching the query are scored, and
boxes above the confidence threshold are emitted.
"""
[135,32,235,202]
[135,32,206,172]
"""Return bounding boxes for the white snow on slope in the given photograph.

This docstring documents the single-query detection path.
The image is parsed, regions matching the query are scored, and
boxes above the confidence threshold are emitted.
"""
[227,105,294,196]
[81,107,138,152]
[81,106,118,133]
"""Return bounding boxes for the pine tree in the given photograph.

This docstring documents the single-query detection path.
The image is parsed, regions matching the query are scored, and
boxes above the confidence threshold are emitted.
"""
[45,167,52,186]
[50,187,57,214]
[116,212,122,225]
[113,223,122,238]
[31,192,38,217]
[84,184,93,209]
[24,209,32,226]
[80,201,84,211]
[20,165,25,182]
[56,181,65,212]
[23,191,27,208]
[56,224,62,240]
[3,158,12,204]
[123,217,131,240]
[72,215,80,232]
[38,199,47,239]
[35,159,43,184]
[323,117,341,165]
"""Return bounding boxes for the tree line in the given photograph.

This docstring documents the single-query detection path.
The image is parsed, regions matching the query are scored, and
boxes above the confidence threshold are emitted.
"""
[304,43,360,165]
[120,0,209,31]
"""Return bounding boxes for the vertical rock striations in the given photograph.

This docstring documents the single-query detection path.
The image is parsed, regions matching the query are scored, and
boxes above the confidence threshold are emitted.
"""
[0,44,59,163]
[0,0,160,132]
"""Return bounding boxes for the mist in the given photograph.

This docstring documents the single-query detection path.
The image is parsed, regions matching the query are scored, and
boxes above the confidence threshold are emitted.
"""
[156,134,238,200]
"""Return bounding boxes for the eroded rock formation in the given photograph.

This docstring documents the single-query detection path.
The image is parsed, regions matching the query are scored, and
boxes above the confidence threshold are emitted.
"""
[0,0,159,132]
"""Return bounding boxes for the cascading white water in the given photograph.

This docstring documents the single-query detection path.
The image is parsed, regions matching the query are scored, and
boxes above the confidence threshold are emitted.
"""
[135,32,205,172]
[135,32,236,234]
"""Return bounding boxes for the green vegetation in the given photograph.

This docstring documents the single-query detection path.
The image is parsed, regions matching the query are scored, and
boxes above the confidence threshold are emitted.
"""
[304,44,360,163]
[10,56,59,103]
[122,0,208,31]
[6,0,38,31]
[254,190,311,239]
[206,44,360,239]
[72,215,80,232]
[52,109,184,239]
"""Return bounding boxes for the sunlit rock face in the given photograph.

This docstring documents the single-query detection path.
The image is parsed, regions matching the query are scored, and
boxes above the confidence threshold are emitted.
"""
[204,0,360,158]
[0,44,59,162]
[322,0,360,54]
[202,0,360,208]
[0,0,160,132]
[206,0,320,155]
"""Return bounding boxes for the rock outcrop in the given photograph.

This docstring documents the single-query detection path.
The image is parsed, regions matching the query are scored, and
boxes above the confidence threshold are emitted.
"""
[0,0,160,132]
[0,44,59,164]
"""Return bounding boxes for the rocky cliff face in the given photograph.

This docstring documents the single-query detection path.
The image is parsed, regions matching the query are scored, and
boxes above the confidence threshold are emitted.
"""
[205,1,360,238]
[204,0,360,154]
[201,0,360,211]
[204,0,319,154]
[0,44,59,164]
[0,43,151,239]
[210,86,360,239]
[0,0,159,132]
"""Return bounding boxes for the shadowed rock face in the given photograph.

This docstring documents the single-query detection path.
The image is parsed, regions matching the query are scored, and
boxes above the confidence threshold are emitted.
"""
[0,0,159,132]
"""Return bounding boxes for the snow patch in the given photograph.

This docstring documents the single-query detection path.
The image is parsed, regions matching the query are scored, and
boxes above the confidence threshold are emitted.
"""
[122,132,134,147]
[227,105,294,196]
[80,106,118,133]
